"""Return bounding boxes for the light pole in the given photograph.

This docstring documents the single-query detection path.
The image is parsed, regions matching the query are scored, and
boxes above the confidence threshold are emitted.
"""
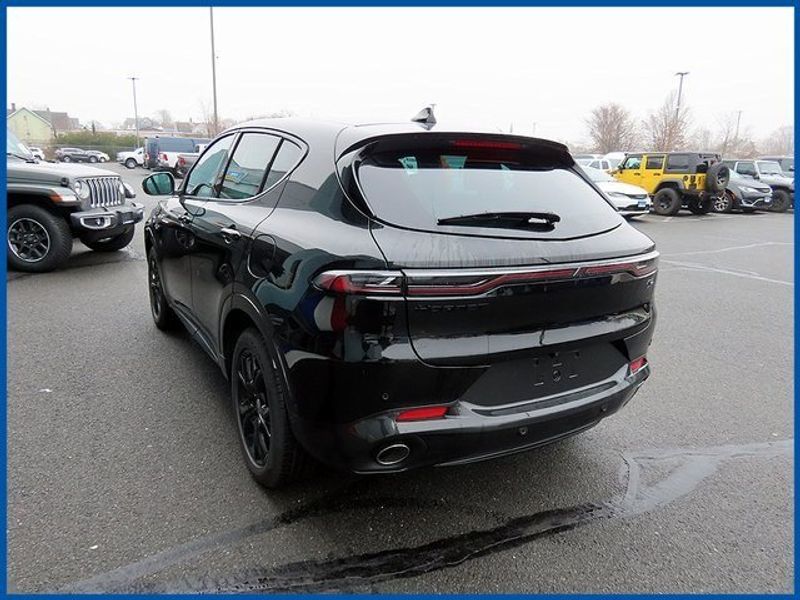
[209,7,219,136]
[734,109,743,141]
[674,71,689,118]
[128,76,140,149]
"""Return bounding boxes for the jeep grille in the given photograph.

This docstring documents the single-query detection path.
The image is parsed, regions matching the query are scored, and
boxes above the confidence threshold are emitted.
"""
[86,177,124,208]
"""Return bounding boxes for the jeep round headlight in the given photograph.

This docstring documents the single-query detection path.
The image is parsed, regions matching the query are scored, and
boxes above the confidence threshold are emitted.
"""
[73,180,91,200]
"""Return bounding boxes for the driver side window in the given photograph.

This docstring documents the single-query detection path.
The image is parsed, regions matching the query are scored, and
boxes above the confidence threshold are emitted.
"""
[185,134,236,198]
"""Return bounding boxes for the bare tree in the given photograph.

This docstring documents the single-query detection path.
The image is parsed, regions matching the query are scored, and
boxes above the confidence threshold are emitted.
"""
[155,109,173,127]
[760,125,794,155]
[642,92,691,152]
[585,103,639,153]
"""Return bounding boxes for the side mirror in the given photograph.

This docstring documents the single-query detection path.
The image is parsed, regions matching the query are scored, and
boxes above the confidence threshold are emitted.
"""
[142,171,175,196]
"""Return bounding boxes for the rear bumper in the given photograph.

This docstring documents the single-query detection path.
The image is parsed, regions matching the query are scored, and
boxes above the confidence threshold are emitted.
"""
[298,363,649,474]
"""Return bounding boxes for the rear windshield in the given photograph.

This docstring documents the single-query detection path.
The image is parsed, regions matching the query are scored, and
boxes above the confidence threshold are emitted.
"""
[355,139,620,238]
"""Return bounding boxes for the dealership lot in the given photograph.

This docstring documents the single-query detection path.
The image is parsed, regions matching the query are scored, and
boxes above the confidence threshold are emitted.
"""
[6,163,793,593]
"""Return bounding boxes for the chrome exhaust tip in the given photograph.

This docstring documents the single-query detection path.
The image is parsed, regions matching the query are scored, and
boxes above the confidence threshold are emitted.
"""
[375,443,411,466]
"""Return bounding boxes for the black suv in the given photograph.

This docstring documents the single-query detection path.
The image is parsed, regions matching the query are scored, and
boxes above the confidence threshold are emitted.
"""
[142,115,658,488]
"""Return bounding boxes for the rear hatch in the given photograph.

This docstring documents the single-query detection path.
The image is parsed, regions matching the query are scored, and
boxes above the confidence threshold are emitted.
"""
[342,133,657,370]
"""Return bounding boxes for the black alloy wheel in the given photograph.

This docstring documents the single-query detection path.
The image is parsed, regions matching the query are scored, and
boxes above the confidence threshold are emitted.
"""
[8,217,50,263]
[147,248,178,330]
[235,350,272,468]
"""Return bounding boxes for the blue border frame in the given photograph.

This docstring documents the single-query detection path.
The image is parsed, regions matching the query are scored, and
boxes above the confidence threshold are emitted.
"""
[1,1,796,597]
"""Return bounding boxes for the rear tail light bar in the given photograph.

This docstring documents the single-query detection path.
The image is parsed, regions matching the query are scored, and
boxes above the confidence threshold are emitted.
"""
[313,252,658,297]
[629,356,648,375]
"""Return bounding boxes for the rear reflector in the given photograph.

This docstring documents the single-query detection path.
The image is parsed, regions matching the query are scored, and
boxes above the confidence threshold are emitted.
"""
[629,356,648,374]
[396,406,448,422]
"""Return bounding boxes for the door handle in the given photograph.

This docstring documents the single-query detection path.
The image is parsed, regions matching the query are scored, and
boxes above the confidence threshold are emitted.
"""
[220,227,242,243]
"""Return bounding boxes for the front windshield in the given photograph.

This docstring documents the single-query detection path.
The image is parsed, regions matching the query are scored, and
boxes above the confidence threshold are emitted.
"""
[757,161,783,175]
[583,166,614,182]
[6,129,34,160]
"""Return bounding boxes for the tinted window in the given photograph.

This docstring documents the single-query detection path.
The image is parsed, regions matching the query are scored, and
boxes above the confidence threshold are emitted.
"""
[263,140,303,188]
[645,155,664,169]
[185,135,235,198]
[736,161,756,176]
[666,154,691,171]
[219,133,281,200]
[356,140,620,239]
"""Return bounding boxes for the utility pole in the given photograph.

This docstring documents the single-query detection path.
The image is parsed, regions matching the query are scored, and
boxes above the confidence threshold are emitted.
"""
[209,7,219,136]
[734,110,743,141]
[674,71,689,119]
[128,76,140,149]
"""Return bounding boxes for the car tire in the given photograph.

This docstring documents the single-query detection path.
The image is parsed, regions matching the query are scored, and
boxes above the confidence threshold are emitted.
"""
[147,248,179,330]
[688,197,713,215]
[705,163,730,193]
[712,190,734,213]
[7,204,73,273]
[125,158,137,169]
[62,156,71,163]
[770,189,791,213]
[652,188,681,215]
[99,157,107,162]
[231,328,313,489]
[88,156,98,163]
[80,225,135,252]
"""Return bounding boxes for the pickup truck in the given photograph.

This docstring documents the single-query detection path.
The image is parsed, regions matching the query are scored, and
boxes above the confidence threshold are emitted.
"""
[171,145,207,178]
[117,147,145,169]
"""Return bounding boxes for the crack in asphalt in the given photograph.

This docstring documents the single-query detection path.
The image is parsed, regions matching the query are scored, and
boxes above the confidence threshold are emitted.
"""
[64,438,792,594]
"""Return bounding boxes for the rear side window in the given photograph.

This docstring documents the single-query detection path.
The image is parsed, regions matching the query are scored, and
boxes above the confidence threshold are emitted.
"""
[354,138,620,239]
[645,155,664,169]
[736,161,756,176]
[219,133,281,200]
[666,154,691,171]
[263,140,303,189]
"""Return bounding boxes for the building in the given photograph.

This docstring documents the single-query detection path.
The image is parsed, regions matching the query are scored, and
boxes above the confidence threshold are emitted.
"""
[7,105,54,146]
[33,109,80,133]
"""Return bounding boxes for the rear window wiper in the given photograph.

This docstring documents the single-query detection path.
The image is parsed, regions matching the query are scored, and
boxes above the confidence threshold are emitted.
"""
[437,211,561,229]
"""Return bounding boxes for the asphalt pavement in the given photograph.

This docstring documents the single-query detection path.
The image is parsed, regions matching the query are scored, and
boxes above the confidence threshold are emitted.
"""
[6,163,794,592]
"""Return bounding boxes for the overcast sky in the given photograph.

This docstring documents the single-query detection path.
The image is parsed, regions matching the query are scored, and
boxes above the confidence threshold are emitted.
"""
[7,7,794,143]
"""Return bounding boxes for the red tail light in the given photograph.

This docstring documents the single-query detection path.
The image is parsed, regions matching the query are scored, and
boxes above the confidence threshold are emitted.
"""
[396,406,448,422]
[313,271,403,295]
[629,356,648,374]
[177,157,185,166]
[160,153,168,161]
[451,139,522,150]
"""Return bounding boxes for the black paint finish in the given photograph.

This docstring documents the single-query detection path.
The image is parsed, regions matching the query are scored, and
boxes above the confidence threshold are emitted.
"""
[144,117,658,475]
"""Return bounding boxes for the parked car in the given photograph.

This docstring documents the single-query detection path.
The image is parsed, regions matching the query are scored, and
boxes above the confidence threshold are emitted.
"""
[6,129,143,272]
[583,166,651,217]
[28,146,45,161]
[721,159,794,212]
[759,155,794,175]
[55,147,91,163]
[614,152,729,215]
[144,136,210,171]
[117,147,145,169]
[712,170,773,213]
[141,115,658,488]
[86,150,110,163]
[582,157,614,171]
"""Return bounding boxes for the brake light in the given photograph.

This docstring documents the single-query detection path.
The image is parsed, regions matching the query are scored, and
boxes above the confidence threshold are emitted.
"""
[177,157,185,166]
[160,153,168,161]
[629,356,648,374]
[396,406,448,422]
[313,271,403,295]
[583,256,658,278]
[451,139,522,150]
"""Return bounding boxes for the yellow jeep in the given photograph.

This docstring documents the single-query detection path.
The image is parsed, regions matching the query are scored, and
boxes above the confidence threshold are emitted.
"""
[613,152,730,215]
